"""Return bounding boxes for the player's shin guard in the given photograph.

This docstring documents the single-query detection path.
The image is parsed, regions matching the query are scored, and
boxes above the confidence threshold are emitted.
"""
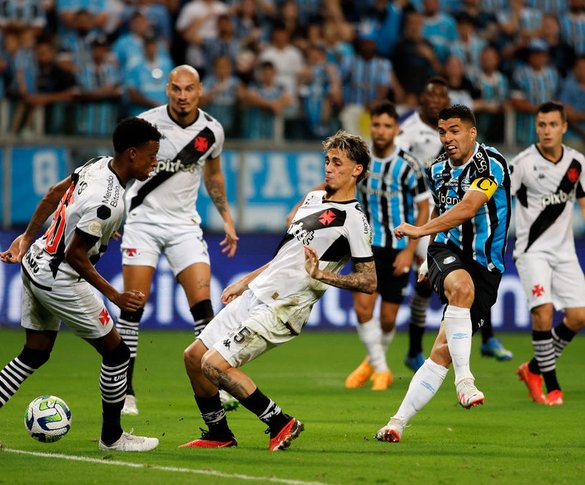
[444,305,473,385]
[408,284,431,356]
[117,308,143,396]
[100,341,130,444]
[190,299,213,337]
[357,317,387,371]
[552,321,576,359]
[0,347,50,408]
[240,387,290,434]
[394,358,448,424]
[532,330,560,392]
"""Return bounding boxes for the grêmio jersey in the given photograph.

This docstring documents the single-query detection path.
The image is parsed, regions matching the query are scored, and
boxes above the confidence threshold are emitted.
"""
[21,157,124,288]
[427,143,511,273]
[124,105,225,225]
[510,143,585,258]
[248,190,373,334]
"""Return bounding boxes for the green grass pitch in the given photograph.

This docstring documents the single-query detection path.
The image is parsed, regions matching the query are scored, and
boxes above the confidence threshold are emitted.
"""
[1,328,583,484]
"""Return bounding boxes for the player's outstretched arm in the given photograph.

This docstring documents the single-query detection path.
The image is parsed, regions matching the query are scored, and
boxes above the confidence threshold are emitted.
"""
[203,156,239,257]
[221,262,271,304]
[304,246,376,294]
[0,176,72,264]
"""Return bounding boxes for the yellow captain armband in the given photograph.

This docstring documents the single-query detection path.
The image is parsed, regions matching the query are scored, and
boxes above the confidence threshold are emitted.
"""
[469,176,498,200]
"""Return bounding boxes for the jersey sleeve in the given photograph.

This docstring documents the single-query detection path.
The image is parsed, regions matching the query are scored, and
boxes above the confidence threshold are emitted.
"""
[76,202,118,241]
[347,208,374,262]
[468,154,506,201]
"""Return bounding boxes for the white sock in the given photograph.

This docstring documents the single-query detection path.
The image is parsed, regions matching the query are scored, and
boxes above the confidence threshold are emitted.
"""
[444,305,473,385]
[381,327,396,354]
[356,317,387,372]
[394,358,448,424]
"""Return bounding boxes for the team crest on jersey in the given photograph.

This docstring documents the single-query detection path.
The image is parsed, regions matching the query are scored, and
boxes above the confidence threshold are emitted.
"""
[567,167,580,184]
[319,210,337,226]
[99,308,111,326]
[532,284,545,297]
[194,136,209,152]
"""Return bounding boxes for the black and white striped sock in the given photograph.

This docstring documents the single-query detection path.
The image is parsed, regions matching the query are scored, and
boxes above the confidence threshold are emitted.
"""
[100,342,130,444]
[0,357,34,408]
[552,321,576,359]
[532,330,560,392]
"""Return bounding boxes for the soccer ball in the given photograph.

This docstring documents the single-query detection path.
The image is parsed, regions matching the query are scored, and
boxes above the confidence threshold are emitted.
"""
[24,395,72,443]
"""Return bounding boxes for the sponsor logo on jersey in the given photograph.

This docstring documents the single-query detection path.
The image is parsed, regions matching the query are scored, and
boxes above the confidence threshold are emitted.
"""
[99,308,111,326]
[102,174,121,207]
[439,193,461,207]
[541,189,574,208]
[194,136,209,152]
[289,221,315,245]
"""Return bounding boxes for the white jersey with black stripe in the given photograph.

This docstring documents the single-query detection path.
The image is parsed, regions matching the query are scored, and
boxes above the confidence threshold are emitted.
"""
[124,105,225,225]
[510,144,585,258]
[22,157,125,287]
[248,190,373,334]
[395,111,443,168]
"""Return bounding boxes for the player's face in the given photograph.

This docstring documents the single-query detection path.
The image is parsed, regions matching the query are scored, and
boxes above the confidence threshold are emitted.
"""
[324,148,362,194]
[438,117,477,166]
[370,113,399,154]
[167,70,201,118]
[420,83,450,124]
[536,110,567,150]
[131,141,160,181]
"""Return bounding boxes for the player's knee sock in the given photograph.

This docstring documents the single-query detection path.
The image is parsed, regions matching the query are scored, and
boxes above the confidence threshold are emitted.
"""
[356,317,387,372]
[195,393,232,437]
[479,312,494,344]
[444,305,473,385]
[394,358,448,425]
[381,328,396,354]
[100,341,130,444]
[532,330,560,392]
[552,321,576,359]
[117,308,143,396]
[408,284,431,356]
[240,387,290,435]
[0,347,50,408]
[190,299,214,337]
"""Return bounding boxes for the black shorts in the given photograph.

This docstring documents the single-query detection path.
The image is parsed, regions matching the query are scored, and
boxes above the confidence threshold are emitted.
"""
[427,242,501,334]
[373,245,410,304]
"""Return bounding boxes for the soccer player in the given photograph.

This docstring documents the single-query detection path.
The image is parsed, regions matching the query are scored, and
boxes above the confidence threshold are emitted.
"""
[376,104,512,443]
[118,65,239,415]
[512,101,585,406]
[344,100,430,391]
[180,130,376,450]
[0,118,161,452]
[397,77,512,371]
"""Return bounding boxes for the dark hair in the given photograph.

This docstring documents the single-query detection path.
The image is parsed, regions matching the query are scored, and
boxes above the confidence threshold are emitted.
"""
[112,117,161,154]
[537,101,566,122]
[370,100,398,120]
[439,104,476,127]
[323,130,371,183]
[425,76,448,89]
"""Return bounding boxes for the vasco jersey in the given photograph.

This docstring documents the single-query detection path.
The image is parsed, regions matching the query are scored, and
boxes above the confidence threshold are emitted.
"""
[510,144,585,257]
[358,146,430,249]
[395,111,444,168]
[427,143,511,273]
[21,157,124,287]
[124,105,225,225]
[248,190,373,334]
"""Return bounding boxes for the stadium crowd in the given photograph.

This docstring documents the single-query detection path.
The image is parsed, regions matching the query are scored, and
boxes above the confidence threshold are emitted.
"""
[1,0,585,145]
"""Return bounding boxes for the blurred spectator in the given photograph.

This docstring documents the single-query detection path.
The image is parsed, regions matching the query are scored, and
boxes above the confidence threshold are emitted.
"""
[0,0,47,34]
[452,0,499,41]
[392,10,441,106]
[450,12,486,79]
[242,60,291,140]
[526,0,568,13]
[125,0,174,45]
[125,34,174,117]
[75,35,121,136]
[203,13,241,71]
[560,0,585,56]
[510,38,560,145]
[56,0,109,44]
[421,0,458,64]
[293,0,322,27]
[357,0,404,58]
[201,55,245,137]
[230,0,265,52]
[280,0,304,42]
[112,10,151,73]
[58,8,94,70]
[443,54,479,108]
[176,0,228,77]
[322,19,354,67]
[559,56,585,142]
[497,0,543,45]
[540,13,575,77]
[298,43,342,138]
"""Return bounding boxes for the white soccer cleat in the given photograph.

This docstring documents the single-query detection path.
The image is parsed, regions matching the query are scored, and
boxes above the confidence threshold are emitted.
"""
[219,390,239,411]
[375,417,406,443]
[456,378,485,409]
[99,432,159,452]
[121,394,139,416]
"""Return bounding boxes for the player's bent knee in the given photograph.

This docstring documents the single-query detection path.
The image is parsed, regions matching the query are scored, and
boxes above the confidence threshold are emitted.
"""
[19,346,51,369]
[103,340,130,366]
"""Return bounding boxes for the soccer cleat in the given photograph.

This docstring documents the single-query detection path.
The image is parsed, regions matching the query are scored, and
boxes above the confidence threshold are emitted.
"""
[516,362,546,404]
[268,418,304,451]
[480,337,513,361]
[375,417,406,443]
[404,352,425,372]
[344,358,374,388]
[370,370,393,391]
[179,428,237,448]
[121,394,139,416]
[456,378,485,409]
[99,432,158,452]
[219,390,240,411]
[546,390,564,406]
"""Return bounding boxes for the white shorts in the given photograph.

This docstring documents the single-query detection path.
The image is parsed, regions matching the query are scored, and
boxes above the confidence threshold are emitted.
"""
[515,252,585,311]
[198,290,297,367]
[121,221,210,276]
[21,272,114,339]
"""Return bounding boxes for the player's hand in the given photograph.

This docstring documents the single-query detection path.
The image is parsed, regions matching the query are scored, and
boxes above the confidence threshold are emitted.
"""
[417,258,429,283]
[221,281,246,305]
[113,290,145,311]
[0,234,30,264]
[220,221,239,258]
[304,245,323,280]
[394,223,422,240]
[392,248,414,277]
